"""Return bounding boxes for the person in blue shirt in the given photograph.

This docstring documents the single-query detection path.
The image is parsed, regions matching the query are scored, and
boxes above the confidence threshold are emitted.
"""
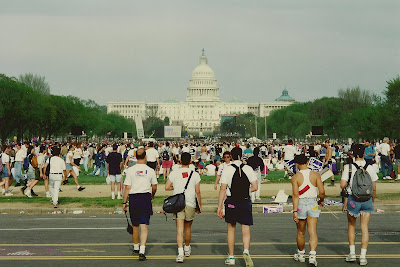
[364,140,376,166]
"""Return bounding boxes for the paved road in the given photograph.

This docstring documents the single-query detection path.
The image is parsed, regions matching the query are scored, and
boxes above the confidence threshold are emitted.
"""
[0,212,399,266]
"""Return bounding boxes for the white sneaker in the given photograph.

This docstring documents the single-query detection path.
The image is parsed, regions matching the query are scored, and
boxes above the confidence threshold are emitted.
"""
[309,254,317,266]
[396,177,400,181]
[176,254,184,263]
[345,253,356,262]
[387,176,393,180]
[111,195,115,200]
[5,192,13,196]
[117,195,123,200]
[225,255,235,265]
[46,192,52,198]
[243,251,253,267]
[24,188,32,198]
[184,247,191,257]
[1,188,5,195]
[293,252,306,262]
[360,257,368,266]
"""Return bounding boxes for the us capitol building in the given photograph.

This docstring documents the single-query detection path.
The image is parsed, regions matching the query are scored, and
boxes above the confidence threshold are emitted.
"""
[107,50,295,133]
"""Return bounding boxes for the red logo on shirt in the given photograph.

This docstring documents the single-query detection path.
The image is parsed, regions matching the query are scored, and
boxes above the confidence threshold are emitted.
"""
[182,172,188,178]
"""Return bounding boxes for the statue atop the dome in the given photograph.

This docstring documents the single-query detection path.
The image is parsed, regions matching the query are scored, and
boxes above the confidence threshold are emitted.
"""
[202,48,205,56]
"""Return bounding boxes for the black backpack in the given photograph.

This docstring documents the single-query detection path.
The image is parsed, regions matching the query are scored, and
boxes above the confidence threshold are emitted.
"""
[162,149,170,161]
[351,162,373,202]
[230,164,250,201]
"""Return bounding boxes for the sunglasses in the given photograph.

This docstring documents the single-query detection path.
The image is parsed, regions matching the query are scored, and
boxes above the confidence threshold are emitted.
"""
[224,156,230,159]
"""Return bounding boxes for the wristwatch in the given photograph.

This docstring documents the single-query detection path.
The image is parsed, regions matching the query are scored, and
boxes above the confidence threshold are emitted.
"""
[292,210,298,213]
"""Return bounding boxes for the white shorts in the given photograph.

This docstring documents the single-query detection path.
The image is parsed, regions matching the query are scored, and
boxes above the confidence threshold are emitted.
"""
[109,174,122,183]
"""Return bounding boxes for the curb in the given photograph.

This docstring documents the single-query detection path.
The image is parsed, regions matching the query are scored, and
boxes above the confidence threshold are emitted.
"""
[1,204,398,215]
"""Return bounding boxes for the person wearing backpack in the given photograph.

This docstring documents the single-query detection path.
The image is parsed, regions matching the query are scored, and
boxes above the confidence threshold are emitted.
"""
[340,144,378,266]
[161,142,173,181]
[23,145,39,198]
[165,152,201,263]
[217,147,258,267]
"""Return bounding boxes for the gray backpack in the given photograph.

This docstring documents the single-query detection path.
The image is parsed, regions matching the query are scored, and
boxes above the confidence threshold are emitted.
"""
[351,163,373,202]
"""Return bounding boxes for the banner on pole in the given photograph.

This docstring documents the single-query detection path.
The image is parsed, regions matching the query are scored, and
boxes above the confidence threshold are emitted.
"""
[164,126,181,138]
[135,115,145,139]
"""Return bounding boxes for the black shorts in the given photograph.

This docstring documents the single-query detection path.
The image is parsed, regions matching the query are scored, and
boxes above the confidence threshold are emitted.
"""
[147,161,157,170]
[129,193,153,226]
[224,197,253,226]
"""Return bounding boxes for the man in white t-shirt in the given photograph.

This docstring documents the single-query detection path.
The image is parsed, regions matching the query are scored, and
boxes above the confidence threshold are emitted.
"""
[205,163,217,176]
[14,143,27,187]
[123,148,157,261]
[217,147,257,267]
[214,151,231,190]
[376,137,393,179]
[283,140,297,178]
[165,152,201,263]
[145,142,160,177]
[43,147,66,208]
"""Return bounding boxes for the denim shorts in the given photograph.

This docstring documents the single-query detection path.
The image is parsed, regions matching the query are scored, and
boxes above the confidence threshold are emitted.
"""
[297,198,320,220]
[66,163,73,171]
[347,195,374,217]
[1,165,9,178]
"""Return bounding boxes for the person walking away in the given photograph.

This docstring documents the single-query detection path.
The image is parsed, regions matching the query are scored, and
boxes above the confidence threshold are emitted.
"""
[291,154,325,267]
[322,140,335,186]
[283,139,297,178]
[377,137,393,180]
[340,144,378,266]
[217,147,258,267]
[43,147,65,208]
[107,144,123,200]
[247,147,265,202]
[23,146,39,197]
[145,142,160,178]
[122,148,157,261]
[160,142,173,180]
[90,146,103,176]
[165,152,202,263]
[37,145,51,198]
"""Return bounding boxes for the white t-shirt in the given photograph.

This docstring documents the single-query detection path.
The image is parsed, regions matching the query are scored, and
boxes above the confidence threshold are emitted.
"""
[217,162,231,176]
[220,160,257,197]
[283,145,296,161]
[1,153,10,165]
[46,157,66,176]
[83,150,90,158]
[171,164,181,172]
[128,149,137,162]
[124,164,157,194]
[146,148,159,162]
[182,146,190,153]
[15,149,26,162]
[37,154,45,167]
[168,168,201,208]
[73,148,83,159]
[205,164,216,176]
[341,160,379,195]
[172,147,179,156]
[378,143,390,156]
[66,151,73,164]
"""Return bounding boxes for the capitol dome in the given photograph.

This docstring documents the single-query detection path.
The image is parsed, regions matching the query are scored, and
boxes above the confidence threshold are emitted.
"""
[186,49,220,102]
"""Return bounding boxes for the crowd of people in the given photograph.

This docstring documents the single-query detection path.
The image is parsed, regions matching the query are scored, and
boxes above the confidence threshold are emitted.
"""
[1,137,399,266]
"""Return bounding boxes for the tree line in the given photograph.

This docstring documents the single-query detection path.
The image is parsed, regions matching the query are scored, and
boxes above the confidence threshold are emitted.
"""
[0,74,136,142]
[220,76,400,141]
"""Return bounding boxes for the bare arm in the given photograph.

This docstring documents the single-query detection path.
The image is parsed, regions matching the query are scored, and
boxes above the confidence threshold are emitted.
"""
[165,178,173,191]
[315,172,325,206]
[217,184,227,219]
[195,182,201,212]
[151,184,157,199]
[291,175,300,223]
[122,185,131,212]
[372,181,376,204]
[214,174,221,190]
[250,180,258,193]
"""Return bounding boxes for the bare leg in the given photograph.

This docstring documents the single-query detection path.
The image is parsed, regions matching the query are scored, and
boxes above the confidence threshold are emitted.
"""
[306,217,318,251]
[347,212,357,246]
[139,224,148,246]
[111,181,115,193]
[227,223,236,256]
[360,213,371,249]
[176,219,184,248]
[241,224,251,250]
[132,225,139,244]
[296,220,307,251]
[44,177,49,192]
[184,220,193,246]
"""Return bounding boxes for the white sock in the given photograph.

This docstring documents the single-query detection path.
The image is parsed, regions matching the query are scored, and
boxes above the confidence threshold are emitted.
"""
[139,245,145,254]
[133,243,139,250]
[349,245,355,255]
[398,175,400,179]
[117,191,121,197]
[298,249,305,254]
[184,245,190,251]
[243,249,249,255]
[178,247,184,256]
[77,185,80,189]
[111,192,115,198]
[309,251,316,256]
[360,248,367,259]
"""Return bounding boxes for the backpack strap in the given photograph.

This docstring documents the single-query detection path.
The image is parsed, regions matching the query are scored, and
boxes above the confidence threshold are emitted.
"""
[352,162,361,170]
[363,163,369,171]
[183,171,194,192]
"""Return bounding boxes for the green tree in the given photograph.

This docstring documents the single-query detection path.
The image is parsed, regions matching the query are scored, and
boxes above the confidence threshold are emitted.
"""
[18,73,50,95]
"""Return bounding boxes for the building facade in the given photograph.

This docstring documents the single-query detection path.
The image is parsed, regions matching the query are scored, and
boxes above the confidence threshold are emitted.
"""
[107,50,295,133]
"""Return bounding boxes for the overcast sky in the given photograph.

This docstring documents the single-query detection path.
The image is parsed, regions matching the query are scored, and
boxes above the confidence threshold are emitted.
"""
[1,0,399,105]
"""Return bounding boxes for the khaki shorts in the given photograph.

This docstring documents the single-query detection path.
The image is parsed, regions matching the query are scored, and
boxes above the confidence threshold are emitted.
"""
[174,205,196,221]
